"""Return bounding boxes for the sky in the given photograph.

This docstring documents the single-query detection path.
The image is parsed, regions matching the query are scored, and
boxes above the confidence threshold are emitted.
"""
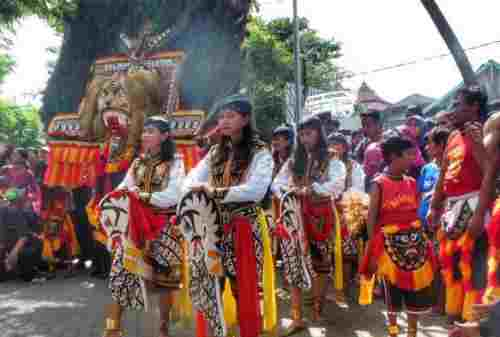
[3,1,500,105]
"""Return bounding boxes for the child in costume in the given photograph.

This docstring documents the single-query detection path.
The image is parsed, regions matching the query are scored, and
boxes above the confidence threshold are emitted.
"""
[360,136,436,337]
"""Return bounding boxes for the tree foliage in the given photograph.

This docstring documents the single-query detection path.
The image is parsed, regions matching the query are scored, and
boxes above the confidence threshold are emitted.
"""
[0,99,43,148]
[242,16,342,137]
[0,47,42,147]
[0,53,15,88]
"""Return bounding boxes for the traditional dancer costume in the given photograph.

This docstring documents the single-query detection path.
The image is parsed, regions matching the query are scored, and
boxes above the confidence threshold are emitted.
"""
[82,69,159,278]
[270,125,295,264]
[182,95,275,337]
[272,116,346,332]
[327,132,367,303]
[437,129,486,321]
[100,117,186,337]
[359,173,435,337]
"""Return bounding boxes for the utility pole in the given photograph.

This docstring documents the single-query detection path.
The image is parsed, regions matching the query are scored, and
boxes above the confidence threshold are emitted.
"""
[293,0,302,124]
[421,0,476,85]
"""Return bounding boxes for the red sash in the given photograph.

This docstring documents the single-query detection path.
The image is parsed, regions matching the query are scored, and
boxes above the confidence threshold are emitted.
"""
[302,197,334,242]
[107,190,167,249]
[224,215,262,337]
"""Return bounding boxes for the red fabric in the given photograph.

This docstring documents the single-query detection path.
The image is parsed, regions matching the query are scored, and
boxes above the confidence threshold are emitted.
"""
[273,221,291,240]
[359,230,385,276]
[301,197,335,242]
[487,200,500,289]
[443,131,482,197]
[196,312,207,337]
[107,190,167,248]
[226,215,261,337]
[375,175,419,226]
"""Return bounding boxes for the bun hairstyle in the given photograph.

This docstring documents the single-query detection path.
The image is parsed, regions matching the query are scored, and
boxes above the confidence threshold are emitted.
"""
[144,116,175,162]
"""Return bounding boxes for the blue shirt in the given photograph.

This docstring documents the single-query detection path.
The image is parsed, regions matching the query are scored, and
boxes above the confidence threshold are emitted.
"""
[417,162,440,228]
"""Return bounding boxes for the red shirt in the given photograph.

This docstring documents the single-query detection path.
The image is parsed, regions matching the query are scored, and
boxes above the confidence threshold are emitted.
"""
[375,174,419,226]
[443,131,482,197]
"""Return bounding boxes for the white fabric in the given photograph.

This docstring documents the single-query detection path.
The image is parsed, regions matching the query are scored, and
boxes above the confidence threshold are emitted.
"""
[117,157,185,209]
[182,148,274,204]
[311,159,346,198]
[271,158,347,199]
[348,161,366,193]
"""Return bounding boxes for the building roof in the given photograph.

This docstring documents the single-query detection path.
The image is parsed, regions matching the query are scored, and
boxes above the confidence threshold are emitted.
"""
[423,59,500,116]
[356,81,392,112]
[393,94,436,108]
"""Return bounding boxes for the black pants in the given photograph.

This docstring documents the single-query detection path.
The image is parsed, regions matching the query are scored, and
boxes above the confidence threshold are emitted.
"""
[71,187,94,261]
[18,236,43,281]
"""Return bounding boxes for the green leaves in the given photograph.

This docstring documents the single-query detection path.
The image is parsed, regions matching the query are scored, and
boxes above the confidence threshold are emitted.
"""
[0,53,15,86]
[242,16,342,138]
[0,99,43,148]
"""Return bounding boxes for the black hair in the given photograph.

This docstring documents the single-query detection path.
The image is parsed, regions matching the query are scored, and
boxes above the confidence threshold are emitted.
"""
[429,127,451,147]
[381,136,414,163]
[328,132,349,162]
[361,110,382,124]
[144,117,175,162]
[272,124,294,162]
[292,116,329,177]
[455,85,489,121]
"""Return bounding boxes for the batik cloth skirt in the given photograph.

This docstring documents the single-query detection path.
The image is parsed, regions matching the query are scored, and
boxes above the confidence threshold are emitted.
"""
[439,191,489,320]
[109,224,184,310]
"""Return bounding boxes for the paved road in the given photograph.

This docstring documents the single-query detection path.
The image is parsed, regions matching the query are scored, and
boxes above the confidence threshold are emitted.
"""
[0,274,448,337]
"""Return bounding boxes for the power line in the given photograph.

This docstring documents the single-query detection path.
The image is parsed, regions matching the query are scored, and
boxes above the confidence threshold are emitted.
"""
[346,39,500,78]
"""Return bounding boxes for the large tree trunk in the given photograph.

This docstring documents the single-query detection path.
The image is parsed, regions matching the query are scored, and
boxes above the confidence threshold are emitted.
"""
[421,0,476,85]
[40,1,141,124]
[41,0,251,125]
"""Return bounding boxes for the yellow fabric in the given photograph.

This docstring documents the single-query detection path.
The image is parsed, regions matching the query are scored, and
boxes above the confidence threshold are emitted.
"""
[463,290,479,321]
[445,281,464,317]
[221,209,278,334]
[333,206,343,291]
[223,278,238,328]
[171,241,193,327]
[359,275,375,305]
[258,208,278,336]
[377,249,434,291]
[42,238,57,260]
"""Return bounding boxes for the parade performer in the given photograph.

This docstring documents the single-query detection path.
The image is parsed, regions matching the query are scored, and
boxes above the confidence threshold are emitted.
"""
[428,86,490,323]
[181,95,275,337]
[270,124,295,264]
[40,200,79,278]
[479,111,500,303]
[82,68,161,278]
[360,136,435,337]
[100,116,186,337]
[272,115,346,334]
[327,132,367,303]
